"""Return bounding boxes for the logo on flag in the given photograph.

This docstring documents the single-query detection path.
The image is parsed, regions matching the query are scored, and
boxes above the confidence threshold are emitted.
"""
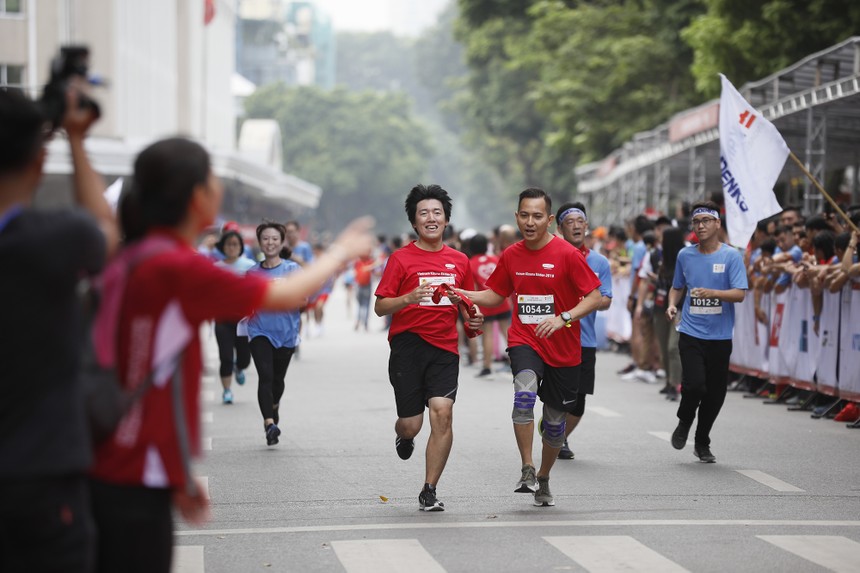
[718,74,789,249]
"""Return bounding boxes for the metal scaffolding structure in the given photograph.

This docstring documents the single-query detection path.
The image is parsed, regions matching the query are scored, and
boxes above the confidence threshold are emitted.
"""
[576,37,860,226]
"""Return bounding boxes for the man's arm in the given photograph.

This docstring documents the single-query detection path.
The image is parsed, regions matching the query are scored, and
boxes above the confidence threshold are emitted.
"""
[690,287,746,303]
[374,283,435,317]
[454,287,505,308]
[534,288,601,339]
[665,286,684,321]
[63,84,119,258]
[261,218,375,311]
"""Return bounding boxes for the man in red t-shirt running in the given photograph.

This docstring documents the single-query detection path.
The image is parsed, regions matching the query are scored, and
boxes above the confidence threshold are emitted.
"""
[457,188,601,507]
[375,184,483,512]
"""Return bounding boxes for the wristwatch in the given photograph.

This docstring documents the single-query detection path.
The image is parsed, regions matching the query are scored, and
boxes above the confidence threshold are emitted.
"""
[560,311,573,327]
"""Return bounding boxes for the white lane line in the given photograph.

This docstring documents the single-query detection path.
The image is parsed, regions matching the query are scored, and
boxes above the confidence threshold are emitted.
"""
[202,412,213,424]
[202,437,212,451]
[198,476,209,499]
[587,406,622,417]
[545,536,689,573]
[201,390,215,403]
[171,545,204,573]
[176,520,860,537]
[758,535,860,573]
[648,431,693,446]
[331,539,446,573]
[736,470,805,492]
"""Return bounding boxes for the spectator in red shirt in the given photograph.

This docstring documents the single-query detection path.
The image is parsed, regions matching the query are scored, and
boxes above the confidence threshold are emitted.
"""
[90,137,374,573]
[468,233,511,377]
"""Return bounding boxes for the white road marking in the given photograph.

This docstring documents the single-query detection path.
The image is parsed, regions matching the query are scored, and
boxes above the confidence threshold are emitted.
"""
[171,545,204,573]
[331,539,446,573]
[648,431,693,446]
[198,476,209,499]
[201,390,215,402]
[545,535,689,573]
[586,406,622,417]
[202,437,212,451]
[736,470,805,492]
[758,535,860,572]
[175,520,860,537]
[202,412,213,423]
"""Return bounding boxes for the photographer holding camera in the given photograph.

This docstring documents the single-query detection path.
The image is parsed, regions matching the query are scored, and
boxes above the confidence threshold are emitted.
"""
[0,74,117,572]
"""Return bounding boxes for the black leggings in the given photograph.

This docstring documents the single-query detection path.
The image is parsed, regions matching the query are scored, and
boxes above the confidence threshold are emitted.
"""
[250,336,295,421]
[677,332,732,447]
[90,479,172,573]
[214,322,251,378]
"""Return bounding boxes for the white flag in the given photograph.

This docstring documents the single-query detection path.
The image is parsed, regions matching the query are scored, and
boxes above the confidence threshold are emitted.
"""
[718,74,788,249]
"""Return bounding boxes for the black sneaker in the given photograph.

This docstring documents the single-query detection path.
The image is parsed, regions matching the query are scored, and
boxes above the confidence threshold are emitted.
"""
[395,436,415,460]
[671,421,690,450]
[265,423,281,446]
[694,444,716,463]
[418,485,444,511]
[558,440,575,460]
[476,368,492,377]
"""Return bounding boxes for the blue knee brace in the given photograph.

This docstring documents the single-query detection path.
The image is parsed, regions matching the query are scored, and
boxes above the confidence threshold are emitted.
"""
[512,370,538,424]
[542,405,566,448]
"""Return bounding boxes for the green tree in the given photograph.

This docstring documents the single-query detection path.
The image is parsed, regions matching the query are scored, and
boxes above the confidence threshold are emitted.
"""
[455,1,578,199]
[511,0,702,161]
[243,84,432,233]
[683,0,860,97]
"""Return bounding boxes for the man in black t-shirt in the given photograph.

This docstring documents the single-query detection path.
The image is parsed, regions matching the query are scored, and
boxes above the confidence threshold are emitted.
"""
[0,87,116,572]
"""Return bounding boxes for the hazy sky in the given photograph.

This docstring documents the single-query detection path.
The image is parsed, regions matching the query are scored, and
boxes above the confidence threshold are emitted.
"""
[314,0,449,36]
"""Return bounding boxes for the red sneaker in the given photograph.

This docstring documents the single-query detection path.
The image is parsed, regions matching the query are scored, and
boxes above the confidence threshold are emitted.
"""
[834,403,860,422]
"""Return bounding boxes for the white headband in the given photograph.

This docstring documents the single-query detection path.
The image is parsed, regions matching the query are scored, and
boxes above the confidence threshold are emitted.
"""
[559,208,587,223]
[691,207,719,219]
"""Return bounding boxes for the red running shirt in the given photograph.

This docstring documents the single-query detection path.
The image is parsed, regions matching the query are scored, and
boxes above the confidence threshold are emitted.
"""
[375,242,470,354]
[91,231,268,490]
[469,254,511,317]
[485,236,601,367]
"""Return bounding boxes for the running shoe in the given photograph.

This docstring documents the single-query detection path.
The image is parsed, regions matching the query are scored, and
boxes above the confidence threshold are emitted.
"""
[693,444,716,463]
[515,464,538,493]
[265,423,281,446]
[476,368,492,377]
[671,421,690,450]
[558,440,575,460]
[222,389,233,404]
[235,369,246,386]
[395,436,414,460]
[533,476,555,507]
[418,485,445,512]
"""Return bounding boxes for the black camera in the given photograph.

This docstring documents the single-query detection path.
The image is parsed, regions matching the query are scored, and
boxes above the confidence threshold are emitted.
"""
[40,45,101,132]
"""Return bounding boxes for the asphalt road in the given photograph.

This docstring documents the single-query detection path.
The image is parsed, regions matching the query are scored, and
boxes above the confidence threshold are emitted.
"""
[173,285,860,573]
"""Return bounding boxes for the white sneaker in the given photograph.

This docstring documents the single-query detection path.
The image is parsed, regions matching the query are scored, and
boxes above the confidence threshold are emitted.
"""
[620,368,643,381]
[655,368,667,379]
[637,370,658,384]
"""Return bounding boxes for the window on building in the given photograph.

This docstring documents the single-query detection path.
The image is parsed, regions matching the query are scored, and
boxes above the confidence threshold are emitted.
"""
[1,65,25,88]
[1,0,23,14]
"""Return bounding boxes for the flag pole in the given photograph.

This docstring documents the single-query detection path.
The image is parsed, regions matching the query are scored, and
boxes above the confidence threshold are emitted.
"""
[788,151,859,234]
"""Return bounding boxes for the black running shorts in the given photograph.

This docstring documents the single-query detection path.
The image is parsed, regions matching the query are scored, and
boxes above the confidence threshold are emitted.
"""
[388,332,459,418]
[508,345,581,414]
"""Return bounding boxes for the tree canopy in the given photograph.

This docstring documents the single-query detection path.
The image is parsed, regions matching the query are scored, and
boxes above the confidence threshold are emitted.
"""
[243,84,432,233]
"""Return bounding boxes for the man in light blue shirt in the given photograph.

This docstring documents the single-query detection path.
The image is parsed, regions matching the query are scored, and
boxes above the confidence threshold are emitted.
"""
[555,202,613,460]
[666,201,747,463]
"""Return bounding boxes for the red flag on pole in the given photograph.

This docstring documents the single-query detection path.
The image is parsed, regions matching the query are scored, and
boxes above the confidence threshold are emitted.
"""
[204,0,216,25]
